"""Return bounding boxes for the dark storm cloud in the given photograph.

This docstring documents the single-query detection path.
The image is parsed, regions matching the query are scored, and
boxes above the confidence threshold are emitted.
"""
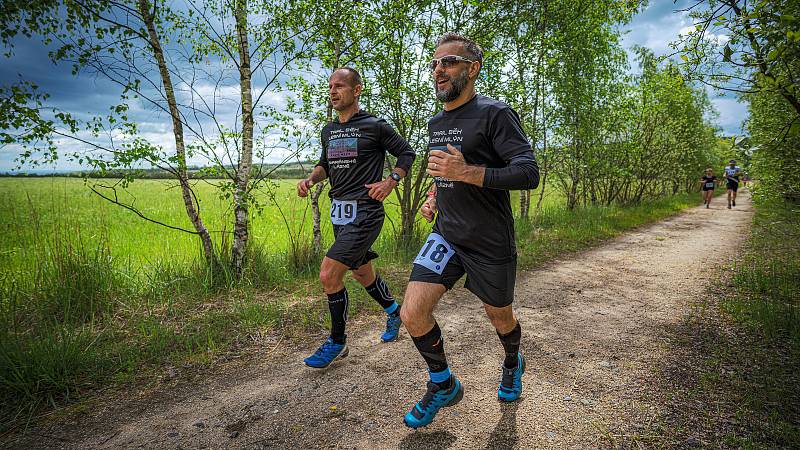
[0,36,124,117]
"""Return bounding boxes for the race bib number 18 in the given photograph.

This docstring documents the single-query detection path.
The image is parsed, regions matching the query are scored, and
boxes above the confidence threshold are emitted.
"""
[414,233,455,274]
[330,200,357,225]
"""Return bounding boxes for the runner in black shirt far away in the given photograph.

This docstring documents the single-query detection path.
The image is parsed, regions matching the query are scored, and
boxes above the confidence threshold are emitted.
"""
[724,159,742,209]
[700,168,717,209]
[297,68,415,368]
[400,33,539,428]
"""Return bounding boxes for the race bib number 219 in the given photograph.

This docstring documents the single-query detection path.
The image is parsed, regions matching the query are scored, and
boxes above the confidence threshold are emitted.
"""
[414,233,455,274]
[330,200,357,225]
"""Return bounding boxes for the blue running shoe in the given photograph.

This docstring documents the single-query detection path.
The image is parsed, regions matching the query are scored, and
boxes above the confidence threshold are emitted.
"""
[303,338,348,368]
[403,376,463,429]
[498,353,525,402]
[381,314,402,342]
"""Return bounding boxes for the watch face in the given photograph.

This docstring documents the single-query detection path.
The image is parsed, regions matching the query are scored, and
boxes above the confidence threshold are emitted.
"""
[391,173,401,181]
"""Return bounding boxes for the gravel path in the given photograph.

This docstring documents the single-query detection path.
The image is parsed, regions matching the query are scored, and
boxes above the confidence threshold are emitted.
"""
[9,194,754,449]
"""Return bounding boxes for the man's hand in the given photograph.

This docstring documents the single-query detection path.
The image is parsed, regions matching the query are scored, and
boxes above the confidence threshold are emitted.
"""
[427,144,484,186]
[297,178,313,197]
[365,177,397,202]
[420,198,436,222]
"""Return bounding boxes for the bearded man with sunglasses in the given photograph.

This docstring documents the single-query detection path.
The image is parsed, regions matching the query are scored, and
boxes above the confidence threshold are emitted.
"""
[297,67,415,368]
[400,33,539,428]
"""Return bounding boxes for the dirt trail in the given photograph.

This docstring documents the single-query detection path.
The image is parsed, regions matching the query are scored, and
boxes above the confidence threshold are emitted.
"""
[11,194,754,449]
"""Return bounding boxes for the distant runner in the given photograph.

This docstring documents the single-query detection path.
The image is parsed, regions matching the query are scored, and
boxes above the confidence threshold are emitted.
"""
[399,33,539,429]
[297,67,415,368]
[700,168,717,209]
[724,159,742,209]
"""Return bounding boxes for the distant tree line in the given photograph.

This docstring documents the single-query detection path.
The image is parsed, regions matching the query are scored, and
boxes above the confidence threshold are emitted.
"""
[0,164,313,180]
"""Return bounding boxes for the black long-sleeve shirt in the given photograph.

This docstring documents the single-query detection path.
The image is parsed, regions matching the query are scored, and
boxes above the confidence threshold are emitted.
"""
[429,94,539,262]
[317,110,416,201]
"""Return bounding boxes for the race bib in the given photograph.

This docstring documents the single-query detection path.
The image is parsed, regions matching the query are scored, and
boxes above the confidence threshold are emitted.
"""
[414,233,455,274]
[330,200,357,225]
[705,182,715,188]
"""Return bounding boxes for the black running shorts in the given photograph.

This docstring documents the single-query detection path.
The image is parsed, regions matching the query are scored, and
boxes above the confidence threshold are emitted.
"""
[409,248,517,308]
[326,201,384,269]
[726,180,739,191]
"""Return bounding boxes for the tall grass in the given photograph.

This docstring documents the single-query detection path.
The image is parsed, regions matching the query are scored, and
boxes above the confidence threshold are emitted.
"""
[0,177,705,431]
[721,199,800,343]
[0,228,120,427]
[0,325,103,418]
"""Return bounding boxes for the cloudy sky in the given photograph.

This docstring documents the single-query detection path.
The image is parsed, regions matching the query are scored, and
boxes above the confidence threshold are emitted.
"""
[1,1,748,172]
[620,0,748,136]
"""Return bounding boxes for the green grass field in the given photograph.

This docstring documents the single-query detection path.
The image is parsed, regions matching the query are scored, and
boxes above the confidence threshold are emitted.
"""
[0,178,569,278]
[0,176,700,430]
[0,178,337,273]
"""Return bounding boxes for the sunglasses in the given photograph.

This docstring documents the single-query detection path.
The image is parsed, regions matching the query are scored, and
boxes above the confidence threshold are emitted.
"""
[429,55,474,72]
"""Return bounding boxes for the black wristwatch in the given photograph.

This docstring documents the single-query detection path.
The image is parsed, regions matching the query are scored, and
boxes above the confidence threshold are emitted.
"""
[390,172,401,182]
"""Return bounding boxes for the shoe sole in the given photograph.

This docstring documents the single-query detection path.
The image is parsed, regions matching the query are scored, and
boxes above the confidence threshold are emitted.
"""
[403,379,464,429]
[381,333,399,343]
[304,345,349,369]
[498,354,526,403]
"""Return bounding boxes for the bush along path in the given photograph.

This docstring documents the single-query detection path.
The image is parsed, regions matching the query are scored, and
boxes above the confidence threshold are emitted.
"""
[6,194,759,448]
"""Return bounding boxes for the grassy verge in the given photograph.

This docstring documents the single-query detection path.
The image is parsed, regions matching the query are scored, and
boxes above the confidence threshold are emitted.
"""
[631,197,799,448]
[714,198,800,446]
[0,189,702,433]
[722,199,800,343]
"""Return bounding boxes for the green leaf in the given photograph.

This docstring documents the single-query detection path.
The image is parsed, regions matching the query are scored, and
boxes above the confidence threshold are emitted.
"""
[767,48,780,61]
[680,54,689,62]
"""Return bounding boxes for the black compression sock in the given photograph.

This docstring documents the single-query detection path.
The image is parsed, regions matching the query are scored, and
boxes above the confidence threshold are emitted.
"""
[365,274,398,314]
[327,288,349,344]
[411,322,449,386]
[497,321,521,368]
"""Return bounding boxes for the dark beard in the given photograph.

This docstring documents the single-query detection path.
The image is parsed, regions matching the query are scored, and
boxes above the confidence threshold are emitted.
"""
[435,67,469,102]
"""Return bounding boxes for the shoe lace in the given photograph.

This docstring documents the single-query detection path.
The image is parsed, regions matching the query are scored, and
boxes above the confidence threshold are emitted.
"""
[501,366,516,389]
[315,340,339,358]
[418,381,441,410]
[386,315,400,329]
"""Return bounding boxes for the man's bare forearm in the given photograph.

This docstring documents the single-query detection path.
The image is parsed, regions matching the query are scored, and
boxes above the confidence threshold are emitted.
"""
[460,165,485,187]
[309,166,327,184]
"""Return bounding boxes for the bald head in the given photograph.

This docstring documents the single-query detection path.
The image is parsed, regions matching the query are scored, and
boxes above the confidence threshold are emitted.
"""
[329,67,363,112]
[332,67,363,88]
